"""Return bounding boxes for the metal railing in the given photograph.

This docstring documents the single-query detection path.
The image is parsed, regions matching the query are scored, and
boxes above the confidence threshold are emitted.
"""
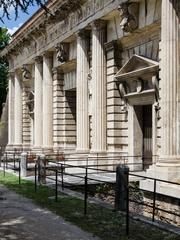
[1,148,179,236]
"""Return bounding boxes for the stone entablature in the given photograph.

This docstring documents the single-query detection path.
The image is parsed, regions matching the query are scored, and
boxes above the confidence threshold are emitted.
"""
[4,0,116,70]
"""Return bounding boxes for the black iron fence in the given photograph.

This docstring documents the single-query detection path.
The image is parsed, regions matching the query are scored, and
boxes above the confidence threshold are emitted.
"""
[33,160,180,236]
[0,149,179,236]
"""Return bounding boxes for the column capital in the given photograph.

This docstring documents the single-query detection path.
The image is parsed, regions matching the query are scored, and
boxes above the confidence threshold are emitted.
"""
[76,29,90,39]
[42,51,53,58]
[34,56,43,63]
[91,19,106,30]
[8,71,15,78]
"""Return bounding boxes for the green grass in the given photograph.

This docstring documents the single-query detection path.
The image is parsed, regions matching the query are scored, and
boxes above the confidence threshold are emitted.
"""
[0,171,179,240]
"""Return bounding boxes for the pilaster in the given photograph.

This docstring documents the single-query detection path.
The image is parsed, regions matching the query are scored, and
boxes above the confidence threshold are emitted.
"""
[52,67,65,151]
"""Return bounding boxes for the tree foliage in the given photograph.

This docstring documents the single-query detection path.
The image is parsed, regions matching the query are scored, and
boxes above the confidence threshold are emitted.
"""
[0,28,10,116]
[0,0,47,22]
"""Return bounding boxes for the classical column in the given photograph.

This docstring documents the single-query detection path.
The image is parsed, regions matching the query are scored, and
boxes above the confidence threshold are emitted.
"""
[34,57,43,149]
[76,30,90,152]
[8,73,15,145]
[91,20,107,152]
[159,0,179,164]
[43,53,53,150]
[14,71,22,146]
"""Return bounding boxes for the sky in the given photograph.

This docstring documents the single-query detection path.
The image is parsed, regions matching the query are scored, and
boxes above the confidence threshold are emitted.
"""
[0,4,40,35]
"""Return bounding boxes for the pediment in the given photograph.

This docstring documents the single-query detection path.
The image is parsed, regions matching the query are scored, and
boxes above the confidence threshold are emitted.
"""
[115,55,159,80]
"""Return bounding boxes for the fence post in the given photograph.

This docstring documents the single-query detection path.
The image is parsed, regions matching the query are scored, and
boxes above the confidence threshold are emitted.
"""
[13,152,16,171]
[3,154,5,177]
[115,165,129,236]
[152,179,157,222]
[84,167,88,215]
[5,152,7,169]
[115,165,129,211]
[20,152,27,177]
[0,147,2,167]
[37,154,46,184]
[35,164,37,192]
[61,164,64,190]
[55,170,58,202]
[18,160,21,185]
[126,170,129,236]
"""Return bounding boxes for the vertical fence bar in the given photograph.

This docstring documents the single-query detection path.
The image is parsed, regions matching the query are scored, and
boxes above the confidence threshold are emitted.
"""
[5,152,7,169]
[84,167,88,215]
[3,154,5,177]
[0,147,2,168]
[126,169,129,236]
[18,160,21,185]
[13,152,16,171]
[61,164,64,190]
[142,155,145,171]
[152,179,157,222]
[55,169,58,202]
[35,164,37,192]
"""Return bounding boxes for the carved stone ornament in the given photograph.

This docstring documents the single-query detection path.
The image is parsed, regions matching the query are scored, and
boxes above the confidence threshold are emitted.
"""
[136,79,143,93]
[119,83,127,98]
[152,75,159,101]
[118,2,138,33]
[21,65,31,80]
[87,68,92,81]
[55,43,69,63]
[26,91,34,117]
[154,101,160,120]
[118,83,128,113]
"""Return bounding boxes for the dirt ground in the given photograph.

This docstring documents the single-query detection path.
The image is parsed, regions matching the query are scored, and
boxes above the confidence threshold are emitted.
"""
[0,185,99,240]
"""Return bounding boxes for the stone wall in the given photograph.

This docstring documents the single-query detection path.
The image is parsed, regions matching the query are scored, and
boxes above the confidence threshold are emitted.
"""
[143,192,180,227]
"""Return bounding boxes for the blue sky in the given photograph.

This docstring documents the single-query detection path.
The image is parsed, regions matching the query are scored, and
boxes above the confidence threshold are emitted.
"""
[0,4,40,35]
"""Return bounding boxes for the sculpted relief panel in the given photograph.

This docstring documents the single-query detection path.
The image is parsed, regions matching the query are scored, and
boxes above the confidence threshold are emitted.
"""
[11,0,114,69]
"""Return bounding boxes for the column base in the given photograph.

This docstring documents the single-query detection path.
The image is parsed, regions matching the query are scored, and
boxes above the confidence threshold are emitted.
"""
[90,150,107,156]
[140,162,180,199]
[144,163,180,182]
[6,144,14,151]
[22,144,31,152]
[53,145,64,153]
[157,155,180,167]
[42,146,53,154]
[12,144,23,151]
[76,149,90,154]
[32,146,43,154]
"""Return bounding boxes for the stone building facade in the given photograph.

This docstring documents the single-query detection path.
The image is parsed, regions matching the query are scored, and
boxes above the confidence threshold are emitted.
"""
[1,0,180,185]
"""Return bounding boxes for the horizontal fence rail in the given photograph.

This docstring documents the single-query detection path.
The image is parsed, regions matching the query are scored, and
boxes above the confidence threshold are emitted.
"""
[0,147,179,237]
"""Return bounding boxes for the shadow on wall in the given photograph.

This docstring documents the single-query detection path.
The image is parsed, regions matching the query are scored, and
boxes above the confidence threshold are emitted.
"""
[0,94,8,146]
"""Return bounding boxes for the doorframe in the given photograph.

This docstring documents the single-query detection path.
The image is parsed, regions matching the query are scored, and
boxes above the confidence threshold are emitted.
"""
[128,101,157,171]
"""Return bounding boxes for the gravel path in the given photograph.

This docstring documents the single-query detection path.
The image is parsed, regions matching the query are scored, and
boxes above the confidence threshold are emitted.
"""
[0,185,100,240]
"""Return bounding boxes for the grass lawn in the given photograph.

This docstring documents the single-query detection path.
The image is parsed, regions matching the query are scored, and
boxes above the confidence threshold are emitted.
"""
[0,171,179,240]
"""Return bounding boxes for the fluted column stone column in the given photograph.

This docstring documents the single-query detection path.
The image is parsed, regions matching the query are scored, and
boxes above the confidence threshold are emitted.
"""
[34,57,43,149]
[76,30,89,152]
[43,53,53,150]
[91,20,107,152]
[159,0,179,165]
[8,73,15,145]
[14,71,22,146]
